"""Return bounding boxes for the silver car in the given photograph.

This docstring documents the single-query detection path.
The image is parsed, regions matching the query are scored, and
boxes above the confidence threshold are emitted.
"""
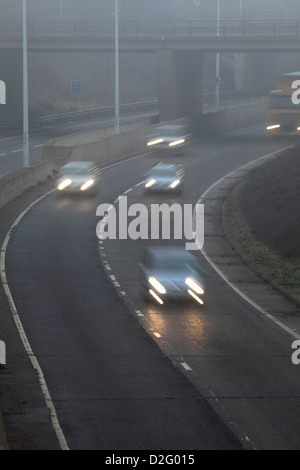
[144,163,184,193]
[139,247,205,306]
[56,161,100,194]
[146,124,190,152]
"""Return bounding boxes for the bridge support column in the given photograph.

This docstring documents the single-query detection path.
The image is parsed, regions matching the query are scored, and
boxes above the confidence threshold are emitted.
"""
[156,49,204,121]
[0,49,23,126]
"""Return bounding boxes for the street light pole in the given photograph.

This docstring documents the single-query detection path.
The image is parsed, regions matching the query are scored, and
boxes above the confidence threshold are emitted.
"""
[115,0,120,134]
[22,0,29,167]
[215,0,221,112]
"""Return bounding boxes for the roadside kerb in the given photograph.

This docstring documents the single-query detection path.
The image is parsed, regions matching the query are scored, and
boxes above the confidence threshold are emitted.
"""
[199,149,300,340]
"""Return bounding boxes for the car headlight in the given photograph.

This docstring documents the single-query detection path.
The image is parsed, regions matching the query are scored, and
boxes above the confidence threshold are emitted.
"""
[169,179,180,189]
[185,277,204,295]
[80,179,94,191]
[145,179,156,188]
[168,139,185,147]
[58,178,72,190]
[147,138,164,146]
[148,276,166,294]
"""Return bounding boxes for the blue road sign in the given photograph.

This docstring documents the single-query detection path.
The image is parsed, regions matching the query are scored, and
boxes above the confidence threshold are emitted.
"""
[71,80,82,95]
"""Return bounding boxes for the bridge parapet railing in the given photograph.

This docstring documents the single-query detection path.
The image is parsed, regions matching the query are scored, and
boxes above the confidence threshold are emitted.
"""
[1,20,300,38]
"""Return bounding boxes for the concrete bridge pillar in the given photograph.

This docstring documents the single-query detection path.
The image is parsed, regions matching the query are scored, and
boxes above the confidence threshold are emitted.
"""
[0,49,23,126]
[156,50,204,121]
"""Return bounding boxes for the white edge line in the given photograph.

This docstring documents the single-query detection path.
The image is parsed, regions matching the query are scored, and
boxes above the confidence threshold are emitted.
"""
[0,188,69,450]
[196,146,300,341]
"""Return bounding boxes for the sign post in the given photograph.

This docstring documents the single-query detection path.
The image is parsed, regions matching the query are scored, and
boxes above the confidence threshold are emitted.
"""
[71,80,82,111]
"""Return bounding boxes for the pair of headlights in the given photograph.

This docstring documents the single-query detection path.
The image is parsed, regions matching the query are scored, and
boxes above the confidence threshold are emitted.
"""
[147,138,185,147]
[148,276,204,296]
[145,179,180,189]
[58,179,95,191]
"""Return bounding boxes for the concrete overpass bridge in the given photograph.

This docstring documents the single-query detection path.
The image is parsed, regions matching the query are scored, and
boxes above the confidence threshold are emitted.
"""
[1,19,300,123]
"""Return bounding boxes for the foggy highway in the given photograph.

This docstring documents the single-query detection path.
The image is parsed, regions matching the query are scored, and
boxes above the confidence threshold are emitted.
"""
[0,111,154,178]
[2,123,300,450]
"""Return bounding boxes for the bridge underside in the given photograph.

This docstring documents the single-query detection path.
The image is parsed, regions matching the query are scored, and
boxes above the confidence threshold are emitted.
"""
[2,38,300,125]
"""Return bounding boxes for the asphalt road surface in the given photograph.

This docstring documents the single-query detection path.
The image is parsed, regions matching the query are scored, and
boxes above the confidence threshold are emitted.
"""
[1,124,300,450]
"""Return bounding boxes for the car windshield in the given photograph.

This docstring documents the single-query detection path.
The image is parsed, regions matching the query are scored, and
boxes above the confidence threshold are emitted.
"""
[157,127,184,137]
[60,166,91,176]
[149,253,198,274]
[150,167,176,177]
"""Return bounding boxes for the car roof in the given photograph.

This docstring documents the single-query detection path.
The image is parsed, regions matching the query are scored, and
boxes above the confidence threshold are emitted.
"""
[150,163,178,171]
[147,246,195,260]
[61,161,96,170]
[156,125,186,130]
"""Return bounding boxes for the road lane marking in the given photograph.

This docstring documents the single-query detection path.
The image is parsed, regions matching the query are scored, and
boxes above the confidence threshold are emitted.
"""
[196,146,300,341]
[123,187,132,195]
[181,361,192,371]
[0,189,69,450]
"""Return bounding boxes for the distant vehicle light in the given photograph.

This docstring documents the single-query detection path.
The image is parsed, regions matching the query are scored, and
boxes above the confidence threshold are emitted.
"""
[168,139,185,147]
[185,277,204,295]
[148,276,166,294]
[58,178,72,190]
[80,179,94,191]
[149,289,164,304]
[297,127,300,131]
[147,138,164,146]
[266,124,280,130]
[169,179,180,189]
[145,179,156,188]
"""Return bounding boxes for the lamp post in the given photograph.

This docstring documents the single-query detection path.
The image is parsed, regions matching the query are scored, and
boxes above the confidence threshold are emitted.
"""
[115,0,120,134]
[215,0,221,112]
[22,0,29,167]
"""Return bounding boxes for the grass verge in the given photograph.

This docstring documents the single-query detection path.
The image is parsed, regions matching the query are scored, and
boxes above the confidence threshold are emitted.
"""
[224,184,300,299]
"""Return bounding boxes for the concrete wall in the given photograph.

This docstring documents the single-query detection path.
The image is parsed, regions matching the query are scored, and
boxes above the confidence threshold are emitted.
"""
[192,96,268,136]
[0,159,63,210]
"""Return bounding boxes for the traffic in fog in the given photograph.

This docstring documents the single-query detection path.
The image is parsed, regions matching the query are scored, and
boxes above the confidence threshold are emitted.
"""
[1,0,300,454]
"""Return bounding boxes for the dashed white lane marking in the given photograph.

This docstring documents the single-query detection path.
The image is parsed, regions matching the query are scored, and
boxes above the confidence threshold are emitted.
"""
[12,148,23,153]
[0,189,69,450]
[196,146,300,341]
[181,361,192,371]
[0,153,6,157]
[33,144,44,148]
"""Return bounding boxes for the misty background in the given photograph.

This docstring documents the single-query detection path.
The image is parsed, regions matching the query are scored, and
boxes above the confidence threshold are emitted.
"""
[1,0,300,117]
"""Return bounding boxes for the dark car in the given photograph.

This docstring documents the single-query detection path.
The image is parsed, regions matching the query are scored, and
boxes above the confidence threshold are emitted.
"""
[139,246,205,306]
